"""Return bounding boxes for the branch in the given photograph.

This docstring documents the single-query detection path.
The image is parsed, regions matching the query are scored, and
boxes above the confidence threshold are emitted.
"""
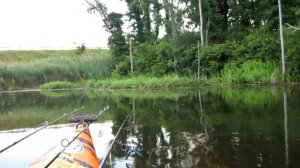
[85,0,111,34]
[286,23,300,31]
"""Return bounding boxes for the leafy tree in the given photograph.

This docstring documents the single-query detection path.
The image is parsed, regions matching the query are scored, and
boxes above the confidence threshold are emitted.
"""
[285,8,300,80]
[141,0,151,34]
[87,0,300,82]
[162,0,172,35]
[125,0,145,43]
[106,13,128,58]
[179,0,228,42]
[76,43,86,56]
[152,0,163,40]
[86,0,128,58]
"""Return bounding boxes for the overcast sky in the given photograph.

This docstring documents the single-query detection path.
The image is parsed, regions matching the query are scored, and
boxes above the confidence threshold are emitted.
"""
[0,0,126,50]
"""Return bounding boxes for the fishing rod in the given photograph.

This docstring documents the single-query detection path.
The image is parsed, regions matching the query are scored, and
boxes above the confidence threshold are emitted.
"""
[0,106,84,154]
[96,106,109,119]
[100,115,131,168]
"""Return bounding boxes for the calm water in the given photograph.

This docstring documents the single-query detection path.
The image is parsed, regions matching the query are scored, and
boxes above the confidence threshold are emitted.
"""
[0,87,299,168]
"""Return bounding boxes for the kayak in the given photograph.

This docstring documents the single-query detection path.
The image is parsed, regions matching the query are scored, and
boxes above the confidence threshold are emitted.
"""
[28,123,99,168]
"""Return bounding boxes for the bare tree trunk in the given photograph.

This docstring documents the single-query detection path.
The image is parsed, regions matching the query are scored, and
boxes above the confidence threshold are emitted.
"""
[198,0,204,80]
[198,91,203,124]
[130,38,134,76]
[197,40,200,80]
[198,0,204,47]
[205,20,210,47]
[171,0,177,69]
[283,91,289,167]
[132,99,135,125]
[278,0,286,76]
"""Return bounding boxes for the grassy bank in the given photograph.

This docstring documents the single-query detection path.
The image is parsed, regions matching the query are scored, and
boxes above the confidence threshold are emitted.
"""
[38,75,201,90]
[76,60,281,90]
[0,49,287,90]
[0,49,114,89]
[38,60,282,90]
[83,75,202,89]
[39,74,280,90]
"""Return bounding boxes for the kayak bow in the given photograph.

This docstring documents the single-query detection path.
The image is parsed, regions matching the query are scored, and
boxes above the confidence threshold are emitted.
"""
[28,123,99,168]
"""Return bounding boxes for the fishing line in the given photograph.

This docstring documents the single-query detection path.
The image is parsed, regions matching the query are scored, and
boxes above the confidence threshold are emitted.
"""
[96,106,110,119]
[100,115,131,168]
[0,106,84,154]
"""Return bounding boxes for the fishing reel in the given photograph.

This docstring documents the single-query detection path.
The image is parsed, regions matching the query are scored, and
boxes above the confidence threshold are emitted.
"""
[113,135,143,160]
[124,136,143,160]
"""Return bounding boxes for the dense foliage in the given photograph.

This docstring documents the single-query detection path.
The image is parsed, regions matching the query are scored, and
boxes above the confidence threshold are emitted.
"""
[86,0,300,83]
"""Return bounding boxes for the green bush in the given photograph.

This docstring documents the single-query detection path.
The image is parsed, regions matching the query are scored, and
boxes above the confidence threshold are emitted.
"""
[286,23,300,81]
[220,60,280,84]
[233,29,280,62]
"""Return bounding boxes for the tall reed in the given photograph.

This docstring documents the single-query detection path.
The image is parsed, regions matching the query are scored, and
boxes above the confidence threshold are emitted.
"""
[0,49,114,88]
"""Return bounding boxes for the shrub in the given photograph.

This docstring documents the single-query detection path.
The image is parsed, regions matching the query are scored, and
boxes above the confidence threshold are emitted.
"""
[220,60,280,84]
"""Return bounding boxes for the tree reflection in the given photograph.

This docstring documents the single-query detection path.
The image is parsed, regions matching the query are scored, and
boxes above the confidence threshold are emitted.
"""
[283,91,289,168]
[1,87,299,168]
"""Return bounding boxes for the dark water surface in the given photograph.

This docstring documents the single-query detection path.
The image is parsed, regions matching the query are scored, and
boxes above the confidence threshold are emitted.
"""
[0,86,299,168]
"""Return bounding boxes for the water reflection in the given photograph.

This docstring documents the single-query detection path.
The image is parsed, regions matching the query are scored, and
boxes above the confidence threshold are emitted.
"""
[0,87,299,168]
[283,91,289,168]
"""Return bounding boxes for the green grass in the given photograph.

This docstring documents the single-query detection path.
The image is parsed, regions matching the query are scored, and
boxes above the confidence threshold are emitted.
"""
[0,49,109,62]
[0,49,114,89]
[39,81,78,89]
[82,74,204,89]
[218,60,281,85]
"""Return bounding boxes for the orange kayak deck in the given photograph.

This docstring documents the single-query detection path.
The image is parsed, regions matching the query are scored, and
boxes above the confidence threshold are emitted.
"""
[28,125,100,168]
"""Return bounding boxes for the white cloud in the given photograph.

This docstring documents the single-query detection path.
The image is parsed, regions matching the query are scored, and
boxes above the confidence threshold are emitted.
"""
[0,0,127,50]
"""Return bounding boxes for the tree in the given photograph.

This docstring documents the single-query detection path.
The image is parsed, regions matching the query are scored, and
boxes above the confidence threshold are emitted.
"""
[141,0,151,34]
[163,0,173,35]
[179,0,228,43]
[278,0,285,76]
[198,0,204,80]
[106,13,128,58]
[86,0,127,57]
[86,0,109,30]
[285,8,300,80]
[152,0,163,40]
[76,43,86,56]
[125,0,145,43]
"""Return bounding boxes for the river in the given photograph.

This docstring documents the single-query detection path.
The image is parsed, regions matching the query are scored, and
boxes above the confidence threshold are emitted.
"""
[0,86,299,168]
